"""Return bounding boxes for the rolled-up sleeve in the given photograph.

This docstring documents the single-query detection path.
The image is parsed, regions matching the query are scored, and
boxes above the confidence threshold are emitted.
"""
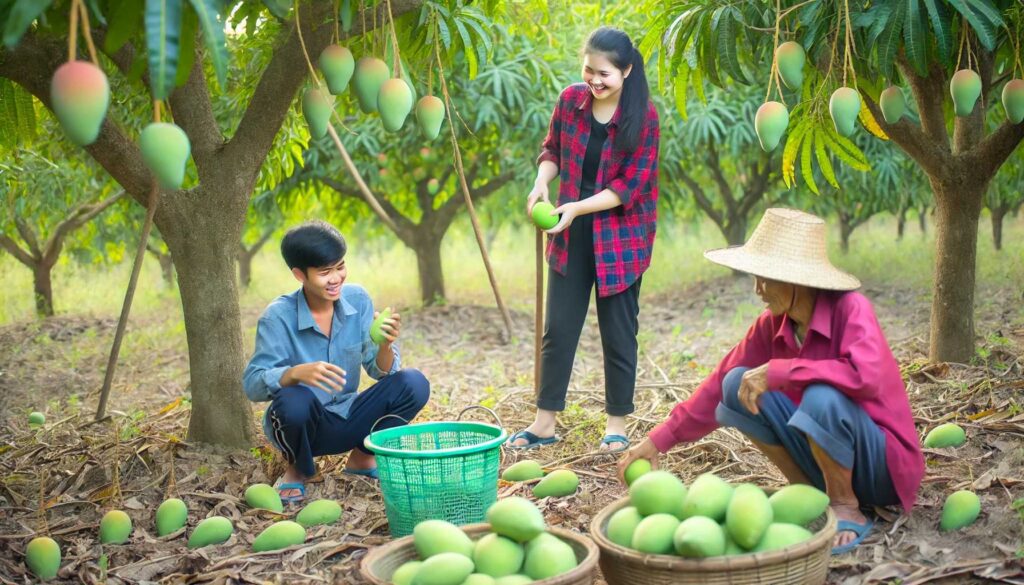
[536,90,565,167]
[358,295,401,380]
[243,317,291,402]
[607,103,659,210]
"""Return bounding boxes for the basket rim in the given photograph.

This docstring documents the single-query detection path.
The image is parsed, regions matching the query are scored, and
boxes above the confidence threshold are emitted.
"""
[589,495,837,572]
[364,421,509,459]
[359,522,599,585]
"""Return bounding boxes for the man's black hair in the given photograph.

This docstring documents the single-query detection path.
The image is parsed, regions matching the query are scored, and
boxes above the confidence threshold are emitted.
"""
[280,220,347,271]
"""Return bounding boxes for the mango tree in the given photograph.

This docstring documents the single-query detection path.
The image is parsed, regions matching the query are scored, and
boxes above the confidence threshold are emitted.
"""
[985,151,1024,250]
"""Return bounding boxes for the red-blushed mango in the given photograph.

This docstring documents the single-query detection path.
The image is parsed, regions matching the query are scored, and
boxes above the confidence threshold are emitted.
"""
[244,483,284,512]
[754,101,789,152]
[923,423,966,448]
[391,560,422,585]
[879,86,906,124]
[631,513,680,555]
[1002,79,1024,124]
[187,516,233,548]
[679,473,732,522]
[501,460,544,482]
[950,69,982,117]
[416,95,446,140]
[369,308,392,345]
[319,45,355,95]
[473,533,525,578]
[487,497,546,543]
[768,484,830,527]
[605,506,643,548]
[140,122,191,190]
[624,459,651,486]
[427,178,440,195]
[940,490,980,531]
[379,78,414,132]
[155,498,188,536]
[775,42,805,90]
[829,87,861,137]
[295,499,342,528]
[532,469,579,498]
[522,533,577,579]
[413,519,474,559]
[252,520,306,552]
[629,470,687,517]
[752,523,813,552]
[302,87,334,140]
[725,484,773,549]
[51,61,110,146]
[412,552,475,585]
[353,57,390,113]
[25,536,61,581]
[673,515,726,558]
[99,510,132,544]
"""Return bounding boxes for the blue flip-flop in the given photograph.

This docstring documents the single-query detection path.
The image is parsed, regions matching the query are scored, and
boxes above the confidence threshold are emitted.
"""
[506,430,559,450]
[830,518,875,555]
[275,482,306,504]
[344,467,380,480]
[600,434,631,453]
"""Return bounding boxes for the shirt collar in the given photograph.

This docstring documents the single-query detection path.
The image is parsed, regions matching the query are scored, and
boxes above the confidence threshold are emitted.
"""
[772,291,834,348]
[574,88,621,127]
[296,287,357,332]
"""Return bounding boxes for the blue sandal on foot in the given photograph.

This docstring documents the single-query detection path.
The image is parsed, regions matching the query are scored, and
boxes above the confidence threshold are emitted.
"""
[506,430,559,450]
[830,518,874,555]
[600,434,631,453]
[344,467,380,480]
[275,482,306,504]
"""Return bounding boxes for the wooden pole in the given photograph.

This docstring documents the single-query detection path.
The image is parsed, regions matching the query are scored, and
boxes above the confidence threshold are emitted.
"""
[534,228,544,398]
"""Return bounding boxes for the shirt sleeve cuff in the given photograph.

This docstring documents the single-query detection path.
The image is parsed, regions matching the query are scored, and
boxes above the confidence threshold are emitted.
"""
[536,151,559,167]
[607,178,632,208]
[264,366,289,392]
[766,359,792,390]
[648,424,679,453]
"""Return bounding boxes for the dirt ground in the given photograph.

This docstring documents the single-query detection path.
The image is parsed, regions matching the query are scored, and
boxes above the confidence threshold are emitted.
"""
[1,276,1022,584]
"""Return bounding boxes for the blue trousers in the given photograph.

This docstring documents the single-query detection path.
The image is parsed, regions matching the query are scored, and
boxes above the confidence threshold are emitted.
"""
[714,366,898,507]
[267,369,430,477]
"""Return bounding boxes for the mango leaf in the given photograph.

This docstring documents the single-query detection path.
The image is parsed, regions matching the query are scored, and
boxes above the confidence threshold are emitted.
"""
[104,0,144,54]
[875,1,905,80]
[340,0,353,32]
[3,0,54,48]
[923,0,953,64]
[174,6,196,87]
[801,130,819,195]
[187,0,229,89]
[858,100,889,141]
[947,0,998,51]
[262,0,290,20]
[715,10,745,84]
[674,63,690,120]
[145,0,182,101]
[782,121,809,188]
[814,128,839,189]
[823,129,871,172]
[903,0,927,75]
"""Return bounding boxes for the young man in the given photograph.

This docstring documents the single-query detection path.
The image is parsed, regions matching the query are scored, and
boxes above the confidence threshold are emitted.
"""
[243,221,430,502]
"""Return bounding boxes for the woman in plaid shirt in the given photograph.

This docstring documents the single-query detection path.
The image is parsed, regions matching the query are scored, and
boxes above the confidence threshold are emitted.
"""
[510,27,660,452]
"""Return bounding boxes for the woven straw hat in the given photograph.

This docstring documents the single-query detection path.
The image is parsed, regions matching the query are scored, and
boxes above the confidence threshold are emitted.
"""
[704,208,861,291]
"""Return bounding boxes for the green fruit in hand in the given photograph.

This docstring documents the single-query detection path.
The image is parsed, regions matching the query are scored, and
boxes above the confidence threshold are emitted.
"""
[25,536,61,581]
[486,497,546,543]
[923,423,966,448]
[51,61,110,146]
[413,552,475,585]
[631,513,680,555]
[245,483,284,512]
[680,473,733,522]
[187,516,233,548]
[155,498,188,536]
[605,506,643,548]
[391,561,422,585]
[140,122,191,189]
[378,78,415,132]
[295,499,342,527]
[353,57,390,113]
[775,42,805,90]
[369,307,392,345]
[1002,79,1024,124]
[530,201,559,230]
[302,87,334,139]
[522,533,577,579]
[673,515,726,558]
[630,470,687,517]
[252,520,306,552]
[829,87,861,137]
[752,523,813,552]
[99,510,132,544]
[950,69,982,117]
[318,45,355,95]
[532,469,579,498]
[624,459,651,486]
[879,86,906,124]
[940,490,980,531]
[416,95,446,140]
[725,484,772,549]
[413,519,474,559]
[28,411,45,426]
[501,460,544,482]
[768,484,830,527]
[473,533,525,578]
[754,101,789,152]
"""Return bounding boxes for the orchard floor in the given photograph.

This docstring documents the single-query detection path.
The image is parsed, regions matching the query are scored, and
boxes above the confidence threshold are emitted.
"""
[1,275,1023,584]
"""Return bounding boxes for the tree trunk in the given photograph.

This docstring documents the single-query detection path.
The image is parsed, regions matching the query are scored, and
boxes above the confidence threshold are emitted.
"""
[33,263,54,317]
[918,207,928,235]
[839,215,853,254]
[722,216,747,246]
[990,206,1006,251]
[896,207,907,241]
[413,232,446,305]
[929,180,985,363]
[238,247,255,290]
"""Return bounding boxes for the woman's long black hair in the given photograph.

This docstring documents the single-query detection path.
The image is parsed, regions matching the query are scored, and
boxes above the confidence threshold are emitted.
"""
[585,27,650,152]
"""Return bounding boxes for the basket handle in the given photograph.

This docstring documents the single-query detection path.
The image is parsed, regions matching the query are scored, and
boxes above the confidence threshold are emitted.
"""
[369,413,410,435]
[456,405,503,429]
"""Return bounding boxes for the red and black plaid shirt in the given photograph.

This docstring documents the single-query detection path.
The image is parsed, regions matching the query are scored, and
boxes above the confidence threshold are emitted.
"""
[537,83,660,297]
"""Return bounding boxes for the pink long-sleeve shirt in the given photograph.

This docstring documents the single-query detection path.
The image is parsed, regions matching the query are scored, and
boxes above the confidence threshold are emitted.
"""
[649,290,924,511]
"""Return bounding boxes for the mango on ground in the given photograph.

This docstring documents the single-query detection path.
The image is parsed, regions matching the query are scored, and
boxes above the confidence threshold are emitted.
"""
[252,520,306,552]
[155,498,188,536]
[187,516,234,548]
[25,536,61,581]
[923,423,966,448]
[296,499,342,527]
[501,460,544,482]
[532,469,579,498]
[99,510,132,544]
[940,490,980,531]
[624,459,651,486]
[244,483,284,512]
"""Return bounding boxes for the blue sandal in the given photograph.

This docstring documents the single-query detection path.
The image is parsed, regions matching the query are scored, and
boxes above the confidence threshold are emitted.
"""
[506,430,559,450]
[275,482,306,504]
[343,467,380,480]
[600,434,631,453]
[830,518,875,555]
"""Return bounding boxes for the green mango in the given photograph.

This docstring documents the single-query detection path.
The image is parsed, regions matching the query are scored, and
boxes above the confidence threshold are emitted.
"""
[1002,79,1024,124]
[923,423,966,448]
[427,178,440,195]
[829,87,861,137]
[486,497,546,543]
[155,498,188,536]
[754,101,789,152]
[723,530,745,555]
[624,459,651,486]
[318,45,355,95]
[370,307,392,345]
[493,576,531,585]
[879,86,906,124]
[679,473,733,522]
[532,469,579,498]
[530,201,559,230]
[391,560,422,585]
[301,87,334,140]
[775,41,805,90]
[752,523,813,552]
[631,513,680,555]
[950,69,982,117]
[99,510,132,544]
[501,460,544,482]
[629,470,687,517]
[353,57,390,113]
[51,61,110,146]
[252,520,306,552]
[28,411,45,426]
[378,78,414,132]
[522,533,577,579]
[295,499,342,527]
[140,122,191,190]
[416,95,446,140]
[25,536,61,581]
[244,483,284,512]
[187,516,233,548]
[472,533,524,578]
[412,552,475,585]
[725,484,773,549]
[940,490,980,531]
[605,506,643,548]
[414,519,474,559]
[768,484,830,527]
[673,515,726,558]
[460,575,496,585]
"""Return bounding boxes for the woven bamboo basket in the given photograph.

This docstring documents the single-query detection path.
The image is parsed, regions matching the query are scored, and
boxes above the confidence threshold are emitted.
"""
[360,523,600,585]
[590,496,837,585]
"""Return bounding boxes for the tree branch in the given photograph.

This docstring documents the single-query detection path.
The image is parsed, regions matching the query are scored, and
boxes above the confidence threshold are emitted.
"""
[706,145,735,210]
[435,171,514,227]
[13,217,41,258]
[897,57,950,151]
[676,165,724,228]
[968,120,1024,181]
[0,234,36,267]
[168,33,223,174]
[861,90,949,179]
[318,176,415,239]
[43,190,126,266]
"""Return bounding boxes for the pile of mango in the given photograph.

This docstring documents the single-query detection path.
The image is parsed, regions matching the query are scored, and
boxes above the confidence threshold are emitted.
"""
[606,467,830,558]
[389,497,579,585]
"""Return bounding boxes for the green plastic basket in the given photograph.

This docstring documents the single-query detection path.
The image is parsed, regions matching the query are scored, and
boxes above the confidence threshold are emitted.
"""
[364,407,507,537]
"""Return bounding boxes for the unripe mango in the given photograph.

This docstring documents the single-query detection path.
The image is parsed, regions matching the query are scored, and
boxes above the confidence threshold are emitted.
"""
[950,69,982,117]
[673,515,726,558]
[605,506,643,548]
[473,533,524,577]
[427,178,440,195]
[752,523,813,552]
[522,533,577,579]
[155,498,188,536]
[775,42,805,90]
[379,78,414,132]
[51,61,110,146]
[1002,79,1024,124]
[416,95,446,140]
[493,577,531,585]
[391,560,422,585]
[302,87,334,140]
[624,459,651,486]
[768,484,829,527]
[754,101,789,152]
[940,490,980,531]
[726,484,773,549]
[28,411,45,426]
[319,45,355,95]
[486,497,546,543]
[296,499,341,527]
[369,307,392,345]
[679,473,733,522]
[140,122,191,190]
[252,520,306,552]
[99,510,132,544]
[923,423,966,448]
[187,516,233,548]
[353,57,390,113]
[25,536,61,581]
[524,531,560,557]
[414,519,474,558]
[530,201,559,230]
[829,87,861,137]
[501,460,544,482]
[461,575,496,585]
[631,513,680,555]
[629,470,687,517]
[532,469,579,498]
[879,86,906,124]
[723,531,745,555]
[413,552,475,585]
[244,483,284,512]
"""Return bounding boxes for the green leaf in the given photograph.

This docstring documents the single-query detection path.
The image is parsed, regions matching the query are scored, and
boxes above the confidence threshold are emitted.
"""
[104,0,145,54]
[85,0,108,26]
[262,0,290,20]
[814,128,838,189]
[823,129,871,172]
[875,1,905,80]
[187,0,229,89]
[947,0,997,50]
[904,0,927,75]
[436,17,451,51]
[3,0,54,49]
[340,0,352,32]
[801,130,819,195]
[716,11,745,84]
[174,5,196,87]
[922,0,953,64]
[145,0,182,101]
[674,63,689,120]
[13,76,36,145]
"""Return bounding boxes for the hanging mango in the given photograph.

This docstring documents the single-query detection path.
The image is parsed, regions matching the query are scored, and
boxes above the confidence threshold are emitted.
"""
[1001,79,1024,124]
[949,70,981,117]
[353,57,390,113]
[51,61,110,146]
[319,45,355,95]
[140,122,191,190]
[879,86,906,124]
[829,87,861,137]
[774,42,805,90]
[415,95,445,140]
[754,101,789,152]
[302,87,334,139]
[378,78,414,132]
